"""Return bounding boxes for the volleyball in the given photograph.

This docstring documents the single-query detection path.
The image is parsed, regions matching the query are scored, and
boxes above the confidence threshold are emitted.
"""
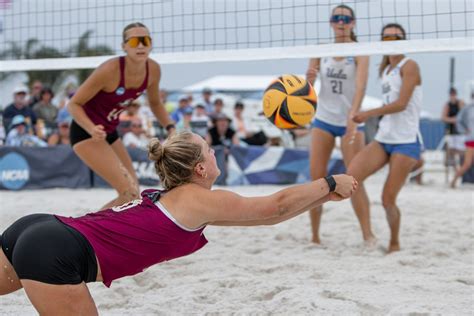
[262,75,317,129]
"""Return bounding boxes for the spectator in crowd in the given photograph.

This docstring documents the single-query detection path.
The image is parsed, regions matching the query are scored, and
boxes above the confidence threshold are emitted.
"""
[190,104,210,138]
[201,87,214,113]
[3,86,37,135]
[206,113,239,148]
[186,92,195,107]
[209,98,224,121]
[176,107,194,132]
[118,100,143,136]
[171,95,192,124]
[5,115,47,147]
[159,89,175,113]
[28,80,43,108]
[119,100,142,122]
[442,87,466,175]
[57,83,77,113]
[122,118,150,150]
[47,111,72,146]
[451,93,474,188]
[137,97,161,138]
[0,111,5,146]
[33,87,58,128]
[232,101,267,146]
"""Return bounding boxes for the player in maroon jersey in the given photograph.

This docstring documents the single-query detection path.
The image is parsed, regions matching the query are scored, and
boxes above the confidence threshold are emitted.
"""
[68,22,175,209]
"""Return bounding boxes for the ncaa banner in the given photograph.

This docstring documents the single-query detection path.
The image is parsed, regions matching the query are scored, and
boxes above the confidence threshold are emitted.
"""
[0,146,90,190]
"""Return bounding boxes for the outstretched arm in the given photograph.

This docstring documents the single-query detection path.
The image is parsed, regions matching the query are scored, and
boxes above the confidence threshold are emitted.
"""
[211,194,331,226]
[188,174,357,227]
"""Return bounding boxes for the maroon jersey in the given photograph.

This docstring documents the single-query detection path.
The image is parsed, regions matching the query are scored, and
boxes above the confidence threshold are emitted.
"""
[82,56,149,133]
[56,189,208,287]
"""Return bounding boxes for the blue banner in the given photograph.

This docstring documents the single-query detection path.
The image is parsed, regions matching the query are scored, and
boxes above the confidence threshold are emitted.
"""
[0,145,90,190]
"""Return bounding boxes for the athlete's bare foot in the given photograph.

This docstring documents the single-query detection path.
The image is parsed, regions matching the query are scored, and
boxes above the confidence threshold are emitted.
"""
[363,236,378,250]
[450,179,457,188]
[387,242,400,253]
[312,235,321,244]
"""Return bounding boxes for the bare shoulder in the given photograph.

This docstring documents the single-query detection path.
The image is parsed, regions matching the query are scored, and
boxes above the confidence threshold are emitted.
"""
[147,59,161,84]
[99,57,120,72]
[90,57,120,81]
[403,59,420,71]
[148,59,161,73]
[401,59,420,77]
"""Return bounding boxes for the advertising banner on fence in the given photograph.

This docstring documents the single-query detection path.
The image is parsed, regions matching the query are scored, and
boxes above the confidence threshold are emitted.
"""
[0,145,90,190]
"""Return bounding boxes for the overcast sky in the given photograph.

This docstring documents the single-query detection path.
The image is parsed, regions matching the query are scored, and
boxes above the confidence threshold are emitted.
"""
[0,0,473,114]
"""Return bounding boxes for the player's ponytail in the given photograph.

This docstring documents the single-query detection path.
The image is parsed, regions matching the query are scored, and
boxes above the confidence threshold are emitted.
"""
[148,132,205,190]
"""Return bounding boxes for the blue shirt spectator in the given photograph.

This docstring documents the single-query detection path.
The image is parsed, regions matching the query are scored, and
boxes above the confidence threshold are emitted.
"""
[171,95,192,123]
[6,115,47,147]
[3,86,37,134]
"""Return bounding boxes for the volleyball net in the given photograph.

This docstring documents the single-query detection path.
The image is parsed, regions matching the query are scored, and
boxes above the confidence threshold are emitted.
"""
[0,0,472,72]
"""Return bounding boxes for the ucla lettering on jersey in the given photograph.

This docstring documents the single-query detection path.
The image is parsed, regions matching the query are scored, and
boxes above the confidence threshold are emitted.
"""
[315,57,357,126]
[376,57,422,144]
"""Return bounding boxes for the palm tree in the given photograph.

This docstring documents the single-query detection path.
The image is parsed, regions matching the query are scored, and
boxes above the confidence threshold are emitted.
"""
[70,30,114,83]
[0,38,65,87]
[0,31,114,87]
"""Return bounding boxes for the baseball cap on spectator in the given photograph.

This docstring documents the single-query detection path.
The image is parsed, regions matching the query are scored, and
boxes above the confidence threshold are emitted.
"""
[13,86,28,95]
[202,87,212,94]
[183,107,194,115]
[56,109,72,125]
[9,115,26,129]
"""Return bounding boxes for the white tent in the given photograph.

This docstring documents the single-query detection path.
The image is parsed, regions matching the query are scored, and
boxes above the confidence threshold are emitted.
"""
[184,75,383,111]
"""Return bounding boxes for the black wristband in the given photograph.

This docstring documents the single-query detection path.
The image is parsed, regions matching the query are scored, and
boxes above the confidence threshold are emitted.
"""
[165,124,175,132]
[324,175,336,192]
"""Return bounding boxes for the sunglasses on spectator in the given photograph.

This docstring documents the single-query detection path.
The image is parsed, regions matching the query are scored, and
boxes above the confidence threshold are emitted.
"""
[330,15,354,24]
[125,36,152,48]
[382,34,405,41]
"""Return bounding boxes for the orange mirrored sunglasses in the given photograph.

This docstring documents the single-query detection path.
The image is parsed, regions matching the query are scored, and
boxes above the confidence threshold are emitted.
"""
[125,36,152,48]
[382,34,404,41]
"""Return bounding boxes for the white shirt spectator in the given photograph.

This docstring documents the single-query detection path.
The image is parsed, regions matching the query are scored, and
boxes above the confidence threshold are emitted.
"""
[122,132,150,150]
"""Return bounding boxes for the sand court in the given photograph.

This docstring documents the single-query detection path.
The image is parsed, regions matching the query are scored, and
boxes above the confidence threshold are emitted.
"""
[0,171,472,315]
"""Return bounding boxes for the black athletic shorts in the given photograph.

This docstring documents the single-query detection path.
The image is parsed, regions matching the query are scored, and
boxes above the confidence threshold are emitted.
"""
[70,120,119,146]
[0,214,97,285]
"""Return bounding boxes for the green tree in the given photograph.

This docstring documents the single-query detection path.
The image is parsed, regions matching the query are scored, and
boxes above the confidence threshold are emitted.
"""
[70,30,114,83]
[0,38,65,87]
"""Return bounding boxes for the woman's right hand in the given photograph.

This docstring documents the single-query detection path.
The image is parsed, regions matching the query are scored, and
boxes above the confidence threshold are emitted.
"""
[89,124,106,141]
[330,174,358,200]
[306,67,318,84]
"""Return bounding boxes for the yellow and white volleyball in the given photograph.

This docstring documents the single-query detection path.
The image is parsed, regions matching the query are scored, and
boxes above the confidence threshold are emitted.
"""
[262,75,317,129]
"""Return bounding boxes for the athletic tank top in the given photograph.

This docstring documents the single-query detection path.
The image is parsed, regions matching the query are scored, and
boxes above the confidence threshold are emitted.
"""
[446,100,460,135]
[315,57,357,126]
[82,56,149,134]
[56,189,208,287]
[375,57,422,144]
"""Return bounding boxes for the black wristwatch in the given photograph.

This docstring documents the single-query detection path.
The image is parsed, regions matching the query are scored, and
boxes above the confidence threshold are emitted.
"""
[324,175,336,192]
[165,124,175,132]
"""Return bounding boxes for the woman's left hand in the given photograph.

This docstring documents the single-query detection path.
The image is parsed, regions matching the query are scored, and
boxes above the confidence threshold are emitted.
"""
[352,111,370,123]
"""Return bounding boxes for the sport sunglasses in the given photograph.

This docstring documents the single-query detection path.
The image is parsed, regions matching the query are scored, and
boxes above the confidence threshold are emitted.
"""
[382,34,405,41]
[125,36,152,48]
[330,15,354,24]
